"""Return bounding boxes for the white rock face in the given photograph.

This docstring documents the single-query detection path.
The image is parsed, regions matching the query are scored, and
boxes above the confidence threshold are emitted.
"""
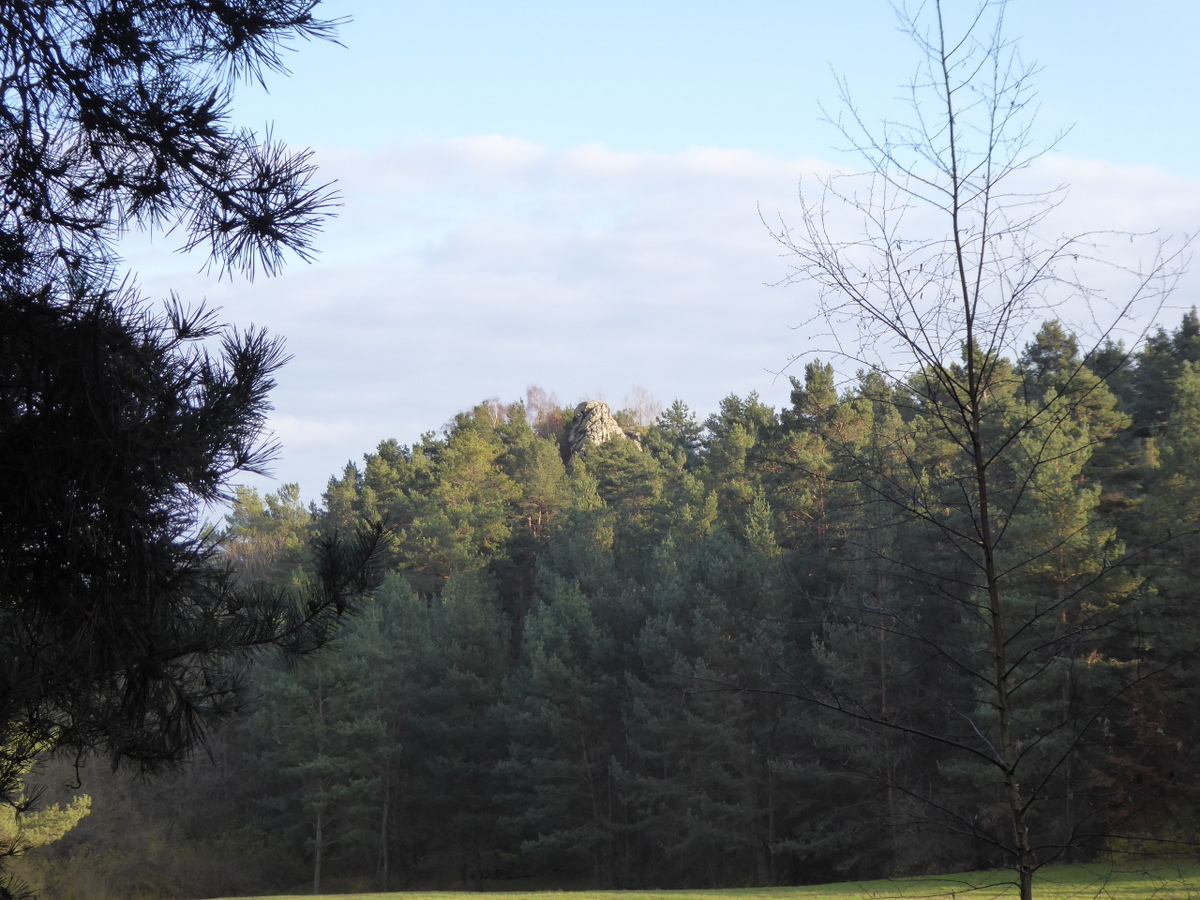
[565,401,640,468]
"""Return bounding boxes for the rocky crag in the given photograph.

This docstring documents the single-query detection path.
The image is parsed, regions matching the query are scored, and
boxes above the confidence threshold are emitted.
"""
[565,401,641,470]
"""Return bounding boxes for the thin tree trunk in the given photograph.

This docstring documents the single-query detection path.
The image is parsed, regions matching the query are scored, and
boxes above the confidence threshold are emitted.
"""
[313,805,324,895]
[973,418,1035,900]
[767,753,777,885]
[879,618,901,872]
[380,773,391,889]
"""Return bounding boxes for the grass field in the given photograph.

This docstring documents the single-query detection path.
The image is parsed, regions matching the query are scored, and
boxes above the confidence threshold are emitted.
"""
[209,862,1200,900]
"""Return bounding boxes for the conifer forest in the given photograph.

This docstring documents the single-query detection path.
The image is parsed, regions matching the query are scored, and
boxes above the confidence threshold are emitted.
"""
[20,315,1200,896]
[4,1,1199,899]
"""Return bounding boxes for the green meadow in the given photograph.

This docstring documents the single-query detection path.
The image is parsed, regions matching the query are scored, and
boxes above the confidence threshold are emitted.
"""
[211,863,1200,900]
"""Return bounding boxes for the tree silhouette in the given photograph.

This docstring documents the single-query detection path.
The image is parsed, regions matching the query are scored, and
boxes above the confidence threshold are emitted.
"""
[0,4,380,894]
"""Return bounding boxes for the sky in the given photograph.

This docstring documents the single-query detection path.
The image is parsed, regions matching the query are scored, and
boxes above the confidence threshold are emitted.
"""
[121,0,1200,505]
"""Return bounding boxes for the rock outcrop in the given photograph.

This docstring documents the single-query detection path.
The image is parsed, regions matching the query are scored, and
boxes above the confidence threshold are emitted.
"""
[565,401,640,469]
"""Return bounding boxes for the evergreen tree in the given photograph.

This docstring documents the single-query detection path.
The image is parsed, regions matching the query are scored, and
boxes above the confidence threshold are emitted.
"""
[494,409,571,644]
[402,407,520,594]
[625,519,818,887]
[643,400,704,469]
[0,753,90,859]
[0,8,384,895]
[223,484,314,586]
[1106,359,1200,842]
[499,571,634,886]
[408,574,510,885]
[247,645,387,893]
[702,393,779,527]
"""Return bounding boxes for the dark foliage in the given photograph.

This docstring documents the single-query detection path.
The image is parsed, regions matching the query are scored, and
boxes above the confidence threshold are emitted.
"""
[21,330,1200,896]
[0,0,339,288]
[0,3,376,895]
[0,285,384,772]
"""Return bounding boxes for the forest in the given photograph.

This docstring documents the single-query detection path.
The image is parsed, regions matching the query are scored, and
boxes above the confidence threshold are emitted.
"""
[15,313,1200,899]
[5,0,1198,899]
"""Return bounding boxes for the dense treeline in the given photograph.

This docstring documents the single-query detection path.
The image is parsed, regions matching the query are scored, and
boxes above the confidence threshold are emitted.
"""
[19,316,1200,898]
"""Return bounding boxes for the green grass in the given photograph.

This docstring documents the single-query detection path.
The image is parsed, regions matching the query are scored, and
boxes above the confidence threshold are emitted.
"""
[207,862,1200,900]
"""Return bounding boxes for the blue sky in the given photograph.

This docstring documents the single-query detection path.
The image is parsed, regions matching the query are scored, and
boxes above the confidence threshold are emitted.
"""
[237,0,1200,175]
[123,0,1200,502]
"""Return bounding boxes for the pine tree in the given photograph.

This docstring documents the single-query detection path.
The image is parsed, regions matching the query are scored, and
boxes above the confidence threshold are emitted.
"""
[499,574,629,886]
[0,11,383,894]
[247,646,387,893]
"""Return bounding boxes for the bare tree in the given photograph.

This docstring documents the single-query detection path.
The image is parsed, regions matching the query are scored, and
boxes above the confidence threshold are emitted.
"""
[765,2,1185,898]
[622,385,664,428]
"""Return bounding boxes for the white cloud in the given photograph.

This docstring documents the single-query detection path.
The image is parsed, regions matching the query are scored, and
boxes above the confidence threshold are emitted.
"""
[118,139,1200,503]
[444,135,548,169]
[268,415,365,450]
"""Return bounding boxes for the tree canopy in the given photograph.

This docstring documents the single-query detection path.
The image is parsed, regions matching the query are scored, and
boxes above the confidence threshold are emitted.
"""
[31,342,1199,896]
